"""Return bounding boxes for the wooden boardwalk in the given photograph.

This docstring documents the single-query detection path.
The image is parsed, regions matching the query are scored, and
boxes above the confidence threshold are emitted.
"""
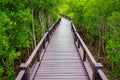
[16,17,108,80]
[34,18,89,80]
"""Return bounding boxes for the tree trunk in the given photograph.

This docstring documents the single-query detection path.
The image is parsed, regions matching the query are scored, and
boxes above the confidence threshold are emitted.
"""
[98,38,100,58]
[98,28,101,59]
[39,8,46,35]
[27,48,30,56]
[31,8,36,48]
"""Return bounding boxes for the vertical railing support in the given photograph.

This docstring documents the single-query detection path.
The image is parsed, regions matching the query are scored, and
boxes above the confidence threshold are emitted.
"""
[49,30,52,36]
[71,26,72,31]
[19,63,30,80]
[47,30,50,43]
[74,30,78,42]
[74,33,77,42]
[54,26,56,30]
[92,63,103,80]
[78,40,80,48]
[37,49,40,62]
[43,41,45,49]
[83,49,87,61]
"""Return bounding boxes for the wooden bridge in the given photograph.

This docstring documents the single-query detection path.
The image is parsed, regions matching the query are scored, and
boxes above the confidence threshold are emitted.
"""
[16,17,108,80]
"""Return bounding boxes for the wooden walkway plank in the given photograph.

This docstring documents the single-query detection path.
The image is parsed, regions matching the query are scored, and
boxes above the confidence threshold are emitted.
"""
[33,18,89,80]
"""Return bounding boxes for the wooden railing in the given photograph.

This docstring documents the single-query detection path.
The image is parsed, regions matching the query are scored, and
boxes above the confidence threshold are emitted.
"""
[71,22,108,80]
[16,18,61,80]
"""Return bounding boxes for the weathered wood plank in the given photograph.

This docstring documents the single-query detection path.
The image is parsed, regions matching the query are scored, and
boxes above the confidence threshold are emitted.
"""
[34,75,89,78]
[37,68,85,71]
[41,60,81,63]
[34,79,88,80]
[34,76,89,79]
[43,56,79,58]
[38,66,85,69]
[35,74,87,76]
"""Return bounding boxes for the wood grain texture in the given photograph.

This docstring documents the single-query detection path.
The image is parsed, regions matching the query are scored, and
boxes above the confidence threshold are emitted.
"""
[33,18,89,80]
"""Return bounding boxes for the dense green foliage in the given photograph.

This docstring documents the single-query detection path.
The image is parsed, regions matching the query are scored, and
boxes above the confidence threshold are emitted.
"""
[59,0,120,79]
[0,0,59,79]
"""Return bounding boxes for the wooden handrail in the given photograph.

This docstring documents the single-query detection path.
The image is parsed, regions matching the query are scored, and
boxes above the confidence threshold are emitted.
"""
[26,32,48,65]
[16,18,61,80]
[16,70,25,80]
[71,22,108,80]
[97,69,108,80]
[75,32,97,63]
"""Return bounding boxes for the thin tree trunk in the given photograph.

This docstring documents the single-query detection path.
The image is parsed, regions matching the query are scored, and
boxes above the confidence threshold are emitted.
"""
[27,48,30,56]
[40,8,46,35]
[100,16,106,56]
[98,28,101,58]
[2,58,5,66]
[48,15,51,27]
[31,8,36,48]
[19,54,21,64]
[102,40,106,56]
[98,39,100,58]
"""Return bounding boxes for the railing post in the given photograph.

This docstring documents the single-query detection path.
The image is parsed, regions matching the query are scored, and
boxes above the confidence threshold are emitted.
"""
[43,41,45,49]
[37,49,40,62]
[74,33,77,42]
[78,40,80,48]
[92,63,103,80]
[71,23,73,31]
[49,30,52,36]
[54,25,56,30]
[19,63,30,80]
[51,30,53,36]
[83,49,87,61]
[74,30,78,42]
[46,30,50,43]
